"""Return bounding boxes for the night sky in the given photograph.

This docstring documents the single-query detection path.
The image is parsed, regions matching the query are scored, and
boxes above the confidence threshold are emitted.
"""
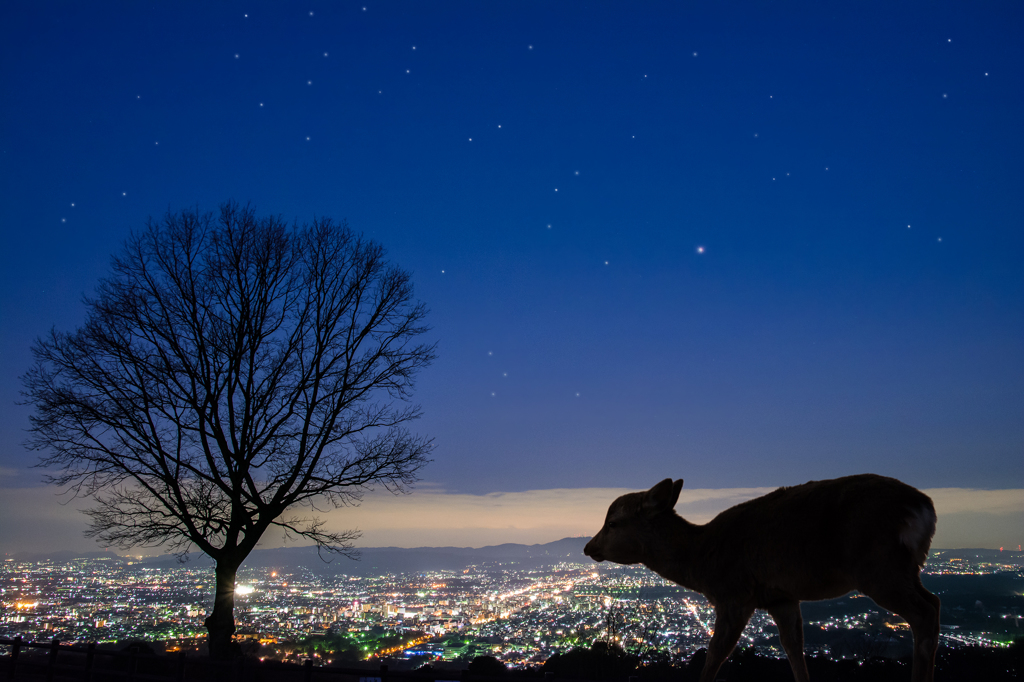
[1,2,1022,551]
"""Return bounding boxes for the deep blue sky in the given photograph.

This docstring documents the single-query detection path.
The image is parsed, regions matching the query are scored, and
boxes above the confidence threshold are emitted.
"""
[2,2,1021,500]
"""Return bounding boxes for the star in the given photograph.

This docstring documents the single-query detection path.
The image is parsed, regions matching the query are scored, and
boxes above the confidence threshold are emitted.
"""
[309,11,314,16]
[306,136,310,140]
[528,45,533,50]
[488,351,493,356]
[122,192,126,196]
[575,171,579,175]
[696,246,705,254]
[547,224,552,229]
[693,52,698,57]
[554,188,558,191]
[469,138,472,141]
[604,261,609,265]
[260,103,264,106]
[308,80,312,85]
[938,237,943,242]
[234,54,239,59]
[907,224,911,229]
[70,203,74,207]
[61,218,66,223]
[943,93,948,98]
[412,46,416,50]
[324,52,328,57]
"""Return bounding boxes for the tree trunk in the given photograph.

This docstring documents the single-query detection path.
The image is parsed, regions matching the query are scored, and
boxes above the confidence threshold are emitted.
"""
[205,559,241,660]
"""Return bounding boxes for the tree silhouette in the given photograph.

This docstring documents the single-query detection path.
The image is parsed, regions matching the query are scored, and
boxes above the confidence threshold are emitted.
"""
[21,202,435,658]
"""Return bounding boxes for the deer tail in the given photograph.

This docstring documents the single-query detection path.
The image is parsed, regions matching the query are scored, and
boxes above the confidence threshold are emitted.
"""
[899,502,937,567]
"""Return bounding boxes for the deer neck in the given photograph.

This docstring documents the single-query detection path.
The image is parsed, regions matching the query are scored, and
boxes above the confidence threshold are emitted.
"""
[642,514,702,589]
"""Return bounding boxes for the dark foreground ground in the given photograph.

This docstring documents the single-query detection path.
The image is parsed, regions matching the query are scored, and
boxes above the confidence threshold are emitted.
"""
[5,642,1022,681]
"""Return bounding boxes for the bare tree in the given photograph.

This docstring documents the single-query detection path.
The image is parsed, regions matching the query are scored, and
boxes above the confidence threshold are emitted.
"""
[21,202,435,659]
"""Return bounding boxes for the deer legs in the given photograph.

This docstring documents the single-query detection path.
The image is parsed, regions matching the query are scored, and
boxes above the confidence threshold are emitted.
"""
[767,601,810,682]
[700,604,755,682]
[862,579,941,682]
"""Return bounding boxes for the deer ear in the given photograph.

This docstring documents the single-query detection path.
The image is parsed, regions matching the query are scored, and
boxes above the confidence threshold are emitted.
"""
[643,478,682,514]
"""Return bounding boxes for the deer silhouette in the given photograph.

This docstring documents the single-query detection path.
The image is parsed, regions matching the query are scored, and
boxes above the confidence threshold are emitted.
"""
[583,474,940,682]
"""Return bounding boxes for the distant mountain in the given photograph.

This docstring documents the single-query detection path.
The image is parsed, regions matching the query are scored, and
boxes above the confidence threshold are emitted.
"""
[139,537,593,575]
[5,549,123,563]
[8,543,1020,580]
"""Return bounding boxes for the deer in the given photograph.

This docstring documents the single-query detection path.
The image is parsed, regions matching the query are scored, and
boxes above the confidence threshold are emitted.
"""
[583,474,940,682]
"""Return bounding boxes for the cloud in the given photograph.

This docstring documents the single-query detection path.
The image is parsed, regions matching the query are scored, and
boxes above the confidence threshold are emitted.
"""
[307,485,1024,551]
[2,484,1022,555]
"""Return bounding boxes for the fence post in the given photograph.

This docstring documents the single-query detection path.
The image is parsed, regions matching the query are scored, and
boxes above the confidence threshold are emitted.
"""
[45,638,60,682]
[6,634,21,675]
[175,650,186,682]
[84,642,97,681]
[302,658,313,682]
[7,636,22,681]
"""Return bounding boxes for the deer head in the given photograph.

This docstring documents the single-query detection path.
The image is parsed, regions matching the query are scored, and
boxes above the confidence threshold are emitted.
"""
[584,478,684,564]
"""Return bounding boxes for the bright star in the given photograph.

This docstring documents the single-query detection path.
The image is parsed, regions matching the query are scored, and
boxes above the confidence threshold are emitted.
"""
[696,246,705,254]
